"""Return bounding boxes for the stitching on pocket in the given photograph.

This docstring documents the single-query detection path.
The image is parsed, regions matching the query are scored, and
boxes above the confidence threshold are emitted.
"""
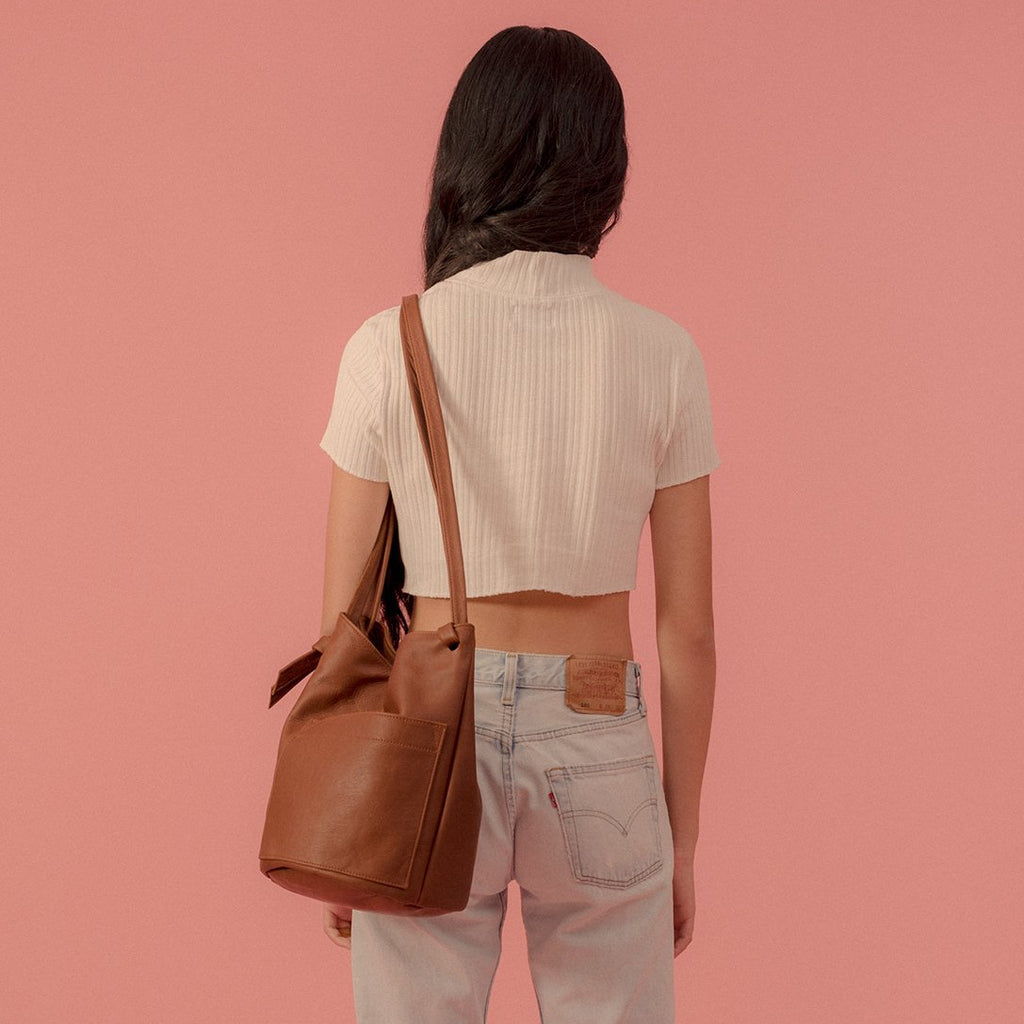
[545,754,664,889]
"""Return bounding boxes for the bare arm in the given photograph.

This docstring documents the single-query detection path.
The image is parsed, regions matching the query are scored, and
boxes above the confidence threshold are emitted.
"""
[649,473,717,858]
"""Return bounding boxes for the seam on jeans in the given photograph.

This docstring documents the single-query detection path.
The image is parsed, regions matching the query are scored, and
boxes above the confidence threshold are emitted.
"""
[499,704,517,841]
[504,732,518,842]
[515,707,645,742]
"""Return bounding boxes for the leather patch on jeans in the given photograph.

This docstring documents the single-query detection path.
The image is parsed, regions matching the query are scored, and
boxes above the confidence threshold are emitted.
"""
[564,655,628,715]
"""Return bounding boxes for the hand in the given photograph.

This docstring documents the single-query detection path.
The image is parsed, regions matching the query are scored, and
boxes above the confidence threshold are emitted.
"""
[672,853,695,957]
[322,904,352,949]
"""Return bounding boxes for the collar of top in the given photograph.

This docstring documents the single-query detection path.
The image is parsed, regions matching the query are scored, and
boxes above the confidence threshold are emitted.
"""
[437,248,602,298]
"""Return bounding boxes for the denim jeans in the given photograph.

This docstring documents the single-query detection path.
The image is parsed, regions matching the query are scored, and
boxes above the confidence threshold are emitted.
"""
[350,646,676,1023]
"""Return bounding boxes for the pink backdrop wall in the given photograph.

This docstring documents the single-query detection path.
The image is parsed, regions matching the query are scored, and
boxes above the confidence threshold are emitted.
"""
[2,2,1021,1021]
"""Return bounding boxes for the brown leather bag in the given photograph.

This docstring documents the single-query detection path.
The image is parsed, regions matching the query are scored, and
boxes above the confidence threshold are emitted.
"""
[258,294,481,916]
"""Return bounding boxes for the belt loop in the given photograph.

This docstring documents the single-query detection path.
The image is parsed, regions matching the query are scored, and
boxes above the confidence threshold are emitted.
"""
[501,652,518,706]
[633,662,645,714]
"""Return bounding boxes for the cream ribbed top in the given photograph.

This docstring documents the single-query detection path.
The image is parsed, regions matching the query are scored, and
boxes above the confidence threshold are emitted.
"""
[319,248,721,598]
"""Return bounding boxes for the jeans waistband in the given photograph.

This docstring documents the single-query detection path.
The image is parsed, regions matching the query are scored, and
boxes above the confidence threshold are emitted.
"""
[473,646,642,697]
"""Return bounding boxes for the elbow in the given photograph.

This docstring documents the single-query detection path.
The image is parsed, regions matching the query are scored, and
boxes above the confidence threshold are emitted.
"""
[656,624,717,663]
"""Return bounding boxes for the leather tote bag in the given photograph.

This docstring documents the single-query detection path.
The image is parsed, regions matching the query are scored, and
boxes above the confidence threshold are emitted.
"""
[258,294,481,916]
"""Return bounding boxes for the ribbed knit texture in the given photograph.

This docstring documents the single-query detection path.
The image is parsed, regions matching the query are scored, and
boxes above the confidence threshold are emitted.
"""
[319,249,721,598]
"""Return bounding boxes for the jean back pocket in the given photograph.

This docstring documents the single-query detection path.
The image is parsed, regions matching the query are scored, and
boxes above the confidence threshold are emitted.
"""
[545,754,664,889]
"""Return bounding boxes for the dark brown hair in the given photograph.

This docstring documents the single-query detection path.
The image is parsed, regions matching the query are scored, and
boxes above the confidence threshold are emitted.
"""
[423,25,629,289]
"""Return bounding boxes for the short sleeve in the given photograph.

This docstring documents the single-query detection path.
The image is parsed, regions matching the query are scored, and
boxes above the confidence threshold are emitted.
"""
[318,317,389,482]
[654,330,722,488]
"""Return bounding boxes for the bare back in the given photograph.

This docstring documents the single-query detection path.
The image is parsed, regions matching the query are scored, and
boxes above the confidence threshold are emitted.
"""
[408,589,634,660]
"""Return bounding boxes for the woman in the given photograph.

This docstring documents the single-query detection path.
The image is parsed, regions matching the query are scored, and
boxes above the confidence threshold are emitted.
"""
[317,25,719,1024]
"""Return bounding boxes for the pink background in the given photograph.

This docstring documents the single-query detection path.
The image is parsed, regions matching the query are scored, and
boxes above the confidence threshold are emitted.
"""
[2,2,1021,1021]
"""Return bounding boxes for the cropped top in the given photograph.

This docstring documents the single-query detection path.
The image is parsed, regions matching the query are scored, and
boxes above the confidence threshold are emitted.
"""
[319,248,721,598]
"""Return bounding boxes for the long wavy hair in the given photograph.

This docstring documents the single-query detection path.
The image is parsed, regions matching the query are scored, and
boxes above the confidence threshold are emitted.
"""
[379,25,629,652]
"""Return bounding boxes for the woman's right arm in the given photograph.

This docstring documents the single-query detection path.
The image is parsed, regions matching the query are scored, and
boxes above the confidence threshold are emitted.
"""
[650,473,717,955]
[649,473,717,860]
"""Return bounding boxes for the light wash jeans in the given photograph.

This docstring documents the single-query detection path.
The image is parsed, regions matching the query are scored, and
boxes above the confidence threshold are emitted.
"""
[350,646,676,1023]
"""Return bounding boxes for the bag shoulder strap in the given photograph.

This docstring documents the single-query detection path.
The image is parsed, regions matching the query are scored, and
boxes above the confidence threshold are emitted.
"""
[399,294,468,627]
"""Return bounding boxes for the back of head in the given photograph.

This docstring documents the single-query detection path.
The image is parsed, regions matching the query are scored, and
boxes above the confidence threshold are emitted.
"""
[423,26,629,289]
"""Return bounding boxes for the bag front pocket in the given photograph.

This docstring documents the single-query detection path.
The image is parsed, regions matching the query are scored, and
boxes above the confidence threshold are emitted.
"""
[545,754,664,888]
[263,710,447,890]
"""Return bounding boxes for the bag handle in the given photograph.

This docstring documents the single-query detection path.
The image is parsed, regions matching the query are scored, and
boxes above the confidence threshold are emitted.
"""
[343,295,467,630]
[397,294,468,627]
